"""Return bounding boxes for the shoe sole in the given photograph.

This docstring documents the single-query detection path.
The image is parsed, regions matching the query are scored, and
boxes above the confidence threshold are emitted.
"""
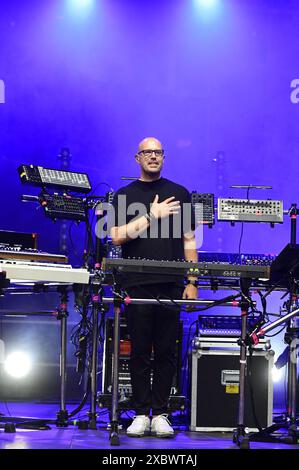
[151,432,174,438]
[127,430,151,438]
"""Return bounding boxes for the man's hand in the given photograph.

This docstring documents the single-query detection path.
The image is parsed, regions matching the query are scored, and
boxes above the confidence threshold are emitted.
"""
[150,194,181,219]
[182,284,198,300]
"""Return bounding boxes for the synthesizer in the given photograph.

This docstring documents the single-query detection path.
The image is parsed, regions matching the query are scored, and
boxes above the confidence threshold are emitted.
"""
[38,193,87,221]
[198,251,276,266]
[18,164,92,193]
[192,336,270,351]
[191,192,215,226]
[0,248,68,264]
[0,229,68,263]
[101,257,271,279]
[104,246,276,267]
[0,229,37,250]
[197,315,259,337]
[0,260,90,284]
[270,243,299,285]
[217,198,283,224]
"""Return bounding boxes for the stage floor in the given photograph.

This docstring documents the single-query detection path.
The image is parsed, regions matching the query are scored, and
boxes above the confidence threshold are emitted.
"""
[0,402,298,450]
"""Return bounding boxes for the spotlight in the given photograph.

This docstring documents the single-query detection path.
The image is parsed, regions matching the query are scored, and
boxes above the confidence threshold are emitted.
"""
[65,0,95,18]
[272,366,283,383]
[4,352,32,379]
[193,0,221,21]
[196,0,219,8]
[67,0,95,10]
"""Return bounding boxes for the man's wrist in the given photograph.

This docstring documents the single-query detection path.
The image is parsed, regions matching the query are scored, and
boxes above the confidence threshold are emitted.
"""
[149,210,157,220]
[144,211,156,224]
[144,213,151,223]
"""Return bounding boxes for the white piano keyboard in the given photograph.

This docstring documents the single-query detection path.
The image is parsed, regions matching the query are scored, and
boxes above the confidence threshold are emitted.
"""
[0,260,90,284]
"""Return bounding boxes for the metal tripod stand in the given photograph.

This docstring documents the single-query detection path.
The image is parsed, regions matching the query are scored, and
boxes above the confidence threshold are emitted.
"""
[108,282,122,446]
[232,278,253,449]
[55,285,70,427]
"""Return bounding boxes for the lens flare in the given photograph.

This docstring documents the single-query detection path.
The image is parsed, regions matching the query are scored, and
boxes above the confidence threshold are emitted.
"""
[272,366,283,383]
[4,352,32,379]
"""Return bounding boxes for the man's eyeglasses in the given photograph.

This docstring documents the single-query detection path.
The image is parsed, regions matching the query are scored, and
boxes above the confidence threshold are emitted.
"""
[138,149,164,158]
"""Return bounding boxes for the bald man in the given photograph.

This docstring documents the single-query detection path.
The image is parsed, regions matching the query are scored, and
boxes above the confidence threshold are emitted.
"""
[110,137,198,438]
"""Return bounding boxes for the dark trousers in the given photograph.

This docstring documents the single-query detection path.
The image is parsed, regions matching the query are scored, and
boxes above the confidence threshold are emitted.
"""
[125,283,182,416]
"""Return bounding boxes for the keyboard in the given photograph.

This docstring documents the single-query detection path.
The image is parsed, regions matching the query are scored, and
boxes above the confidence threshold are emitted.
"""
[101,257,271,279]
[0,259,90,284]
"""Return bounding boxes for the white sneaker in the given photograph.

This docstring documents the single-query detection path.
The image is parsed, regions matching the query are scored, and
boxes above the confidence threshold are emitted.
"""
[151,414,174,438]
[127,415,151,437]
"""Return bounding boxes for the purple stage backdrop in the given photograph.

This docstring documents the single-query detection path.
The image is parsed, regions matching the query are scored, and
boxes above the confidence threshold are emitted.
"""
[1,0,299,408]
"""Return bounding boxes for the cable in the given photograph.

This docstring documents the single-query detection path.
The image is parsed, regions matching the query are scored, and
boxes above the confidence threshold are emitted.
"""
[180,319,198,399]
[117,281,246,315]
[183,292,243,313]
[87,183,113,261]
[70,283,107,421]
[71,284,93,384]
[257,290,268,320]
[265,324,288,338]
[68,377,91,418]
[89,182,113,197]
[120,283,183,313]
[68,222,84,263]
[84,210,95,269]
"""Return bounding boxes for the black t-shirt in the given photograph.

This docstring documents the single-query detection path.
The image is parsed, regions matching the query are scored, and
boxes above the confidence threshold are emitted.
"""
[111,177,195,287]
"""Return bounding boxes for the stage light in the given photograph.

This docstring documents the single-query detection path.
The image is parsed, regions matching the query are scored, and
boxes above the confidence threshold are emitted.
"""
[193,0,222,21]
[66,0,95,16]
[68,0,94,8]
[272,366,283,383]
[4,352,32,379]
[195,0,219,8]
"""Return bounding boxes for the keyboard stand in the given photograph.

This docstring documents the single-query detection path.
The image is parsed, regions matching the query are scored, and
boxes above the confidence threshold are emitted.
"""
[233,277,252,449]
[55,286,70,427]
[109,281,122,446]
[104,293,244,446]
[0,283,73,431]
